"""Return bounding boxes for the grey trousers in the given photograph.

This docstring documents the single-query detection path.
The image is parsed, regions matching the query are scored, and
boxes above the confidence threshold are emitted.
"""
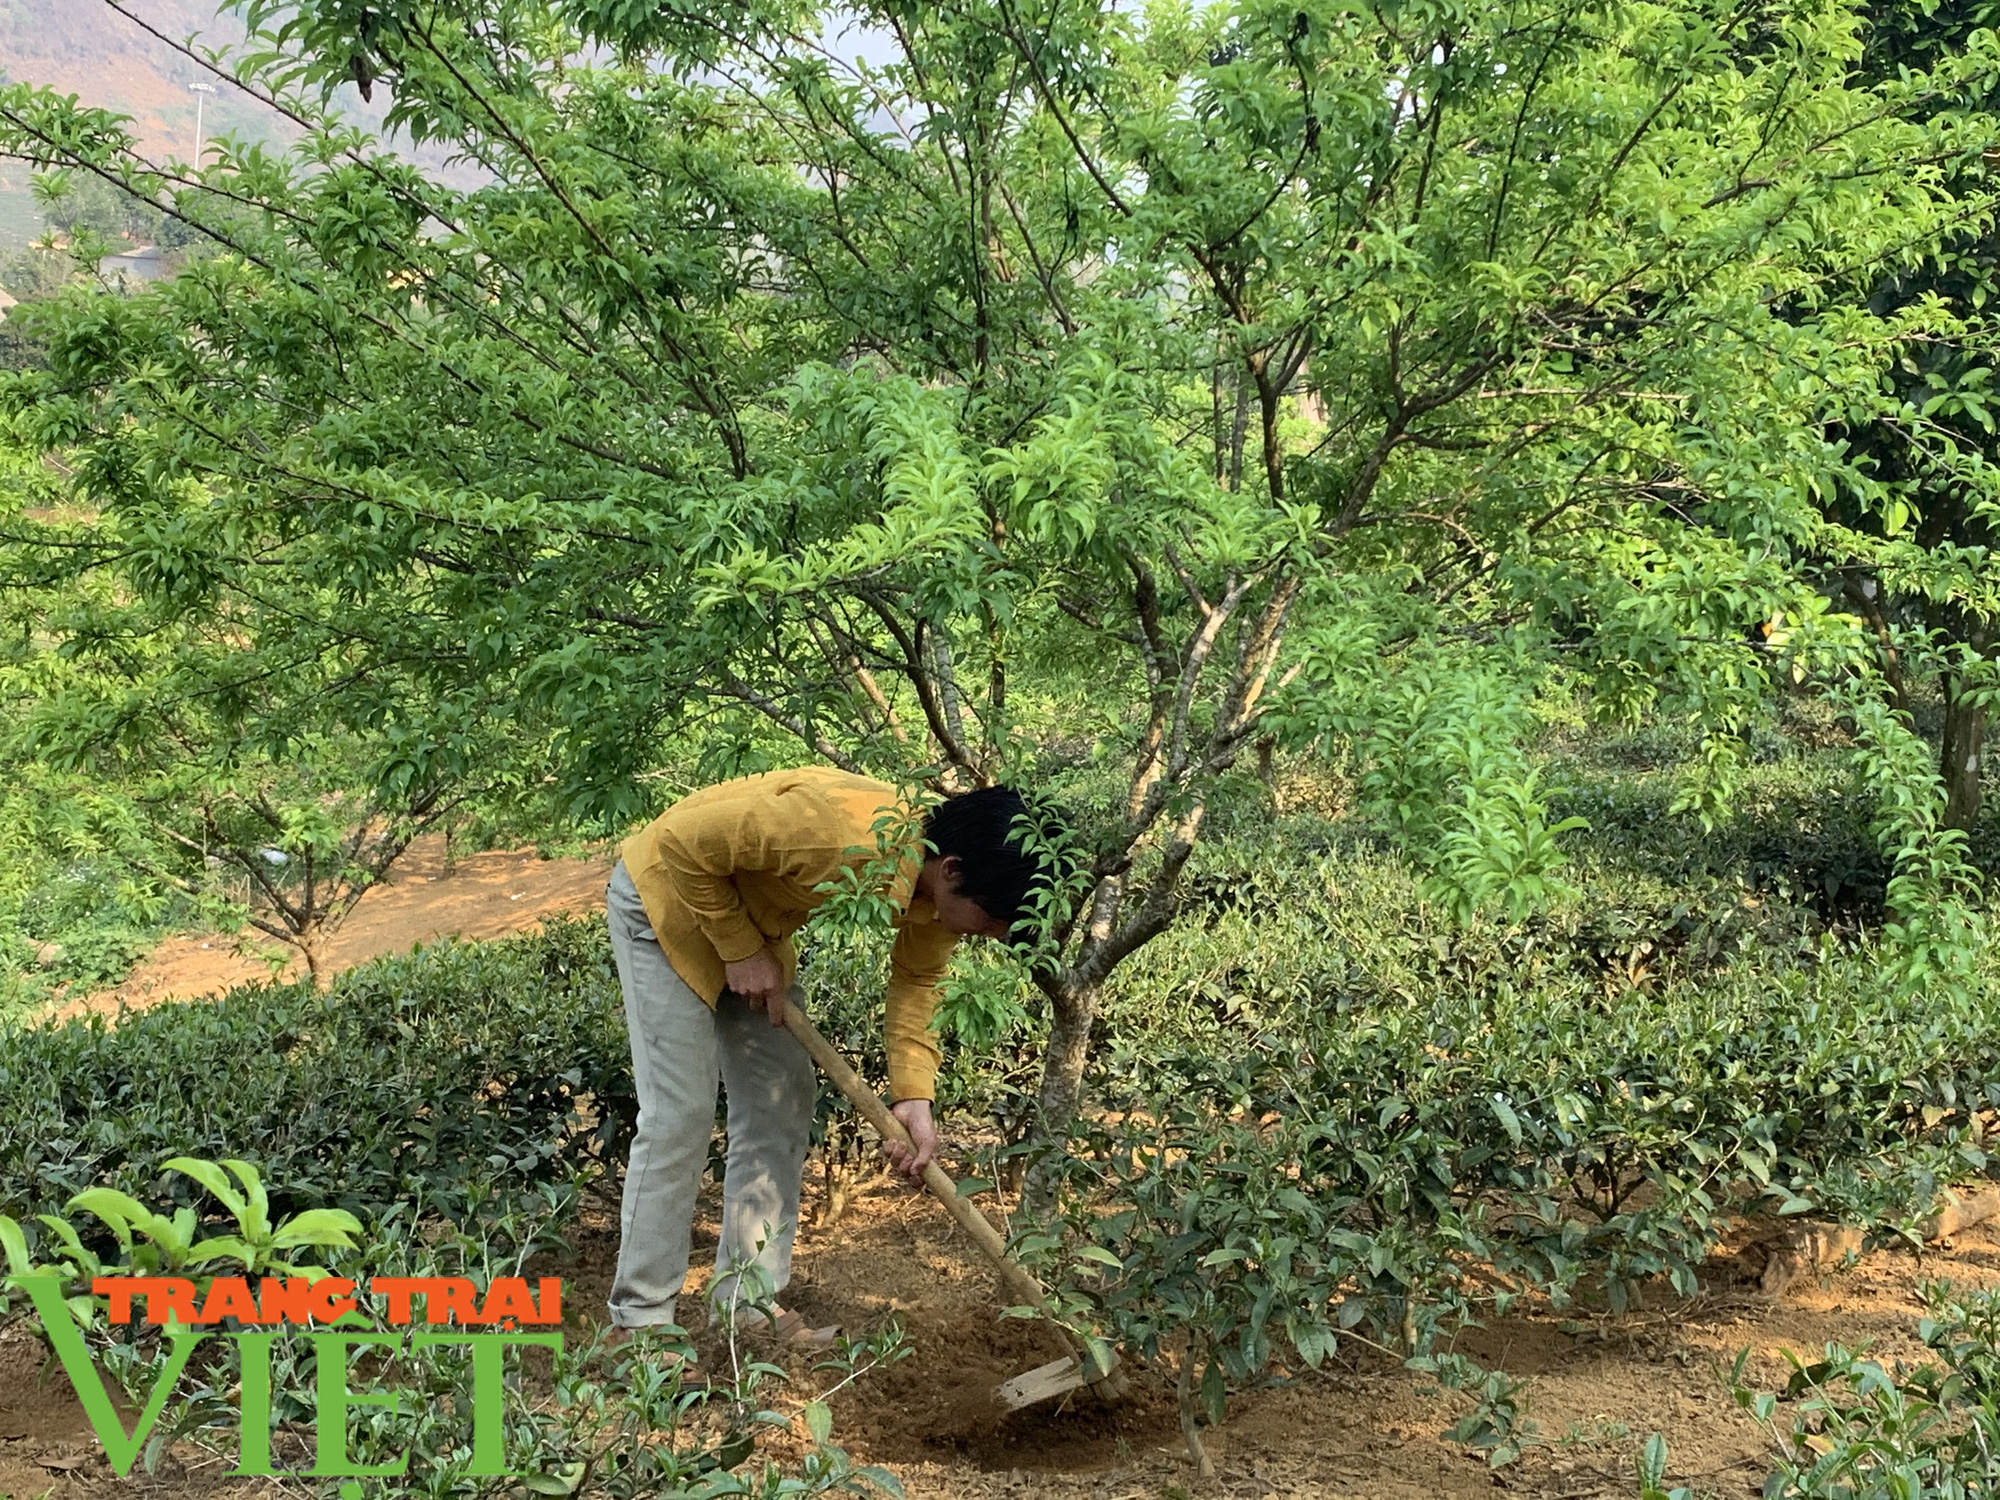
[604,860,817,1329]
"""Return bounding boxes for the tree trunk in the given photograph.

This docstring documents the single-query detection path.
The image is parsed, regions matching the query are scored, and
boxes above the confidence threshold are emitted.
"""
[1026,980,1098,1208]
[1227,375,1250,493]
[1038,981,1097,1127]
[298,927,328,989]
[1177,1332,1217,1484]
[1941,682,1985,833]
[1255,733,1277,795]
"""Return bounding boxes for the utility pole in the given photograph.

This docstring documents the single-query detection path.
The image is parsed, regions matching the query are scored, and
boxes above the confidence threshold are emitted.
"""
[189,82,215,165]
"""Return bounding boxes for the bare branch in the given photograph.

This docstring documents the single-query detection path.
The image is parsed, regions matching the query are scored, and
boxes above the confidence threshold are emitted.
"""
[719,674,864,772]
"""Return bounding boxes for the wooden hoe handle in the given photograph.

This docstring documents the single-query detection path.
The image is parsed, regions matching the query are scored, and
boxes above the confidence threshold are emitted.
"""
[780,997,1054,1315]
[781,998,1129,1402]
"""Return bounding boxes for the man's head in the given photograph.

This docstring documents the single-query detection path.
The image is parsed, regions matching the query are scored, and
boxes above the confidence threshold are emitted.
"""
[921,785,1065,941]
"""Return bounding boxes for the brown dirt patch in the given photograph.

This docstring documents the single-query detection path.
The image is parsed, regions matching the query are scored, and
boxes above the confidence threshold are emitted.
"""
[41,836,614,1025]
[0,1329,161,1500]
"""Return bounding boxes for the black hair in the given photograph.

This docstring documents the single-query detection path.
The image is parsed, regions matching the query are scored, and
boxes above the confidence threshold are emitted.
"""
[923,784,1066,933]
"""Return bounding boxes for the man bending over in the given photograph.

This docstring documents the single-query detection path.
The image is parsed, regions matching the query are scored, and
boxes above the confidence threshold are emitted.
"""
[601,766,1050,1356]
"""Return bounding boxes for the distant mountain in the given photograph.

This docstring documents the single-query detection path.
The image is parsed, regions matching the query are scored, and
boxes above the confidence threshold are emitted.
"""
[0,1,262,162]
[0,1,475,257]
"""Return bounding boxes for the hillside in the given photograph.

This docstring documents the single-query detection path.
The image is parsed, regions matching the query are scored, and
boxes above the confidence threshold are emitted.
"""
[0,0,472,257]
[0,1,262,254]
[0,1,259,163]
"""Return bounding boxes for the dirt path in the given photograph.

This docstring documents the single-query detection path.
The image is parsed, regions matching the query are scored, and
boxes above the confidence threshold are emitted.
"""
[42,836,615,1024]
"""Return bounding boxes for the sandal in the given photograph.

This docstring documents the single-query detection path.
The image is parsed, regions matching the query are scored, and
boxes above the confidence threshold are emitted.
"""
[732,1306,841,1347]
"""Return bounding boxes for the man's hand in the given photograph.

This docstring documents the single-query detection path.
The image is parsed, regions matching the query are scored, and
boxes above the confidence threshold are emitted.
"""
[885,1099,937,1182]
[723,946,787,1027]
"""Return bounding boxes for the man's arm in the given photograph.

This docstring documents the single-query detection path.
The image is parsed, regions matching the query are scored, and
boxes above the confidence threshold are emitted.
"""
[881,921,958,1178]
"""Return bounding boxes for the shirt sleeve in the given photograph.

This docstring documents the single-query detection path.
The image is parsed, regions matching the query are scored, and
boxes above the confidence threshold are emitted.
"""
[653,786,846,965]
[884,919,959,1103]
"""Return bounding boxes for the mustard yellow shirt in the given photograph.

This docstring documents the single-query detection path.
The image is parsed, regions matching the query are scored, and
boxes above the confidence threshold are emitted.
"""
[620,766,960,1102]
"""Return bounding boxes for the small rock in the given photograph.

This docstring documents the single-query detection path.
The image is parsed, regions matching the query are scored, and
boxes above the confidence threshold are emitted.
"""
[1930,1187,2000,1240]
[32,941,62,967]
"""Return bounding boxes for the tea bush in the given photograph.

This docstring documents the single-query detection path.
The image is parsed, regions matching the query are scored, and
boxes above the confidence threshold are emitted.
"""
[1733,1281,2000,1498]
[1021,939,2000,1426]
[1001,754,1910,1082]
[0,916,636,1226]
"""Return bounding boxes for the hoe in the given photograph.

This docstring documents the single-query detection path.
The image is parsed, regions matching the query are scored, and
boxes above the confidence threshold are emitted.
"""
[782,997,1130,1414]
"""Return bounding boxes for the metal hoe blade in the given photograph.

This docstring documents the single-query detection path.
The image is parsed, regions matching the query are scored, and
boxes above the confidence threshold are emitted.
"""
[996,1352,1131,1412]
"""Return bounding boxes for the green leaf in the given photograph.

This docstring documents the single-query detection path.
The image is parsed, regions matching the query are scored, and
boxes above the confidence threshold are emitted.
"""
[521,1462,585,1496]
[185,1236,257,1270]
[1638,1431,1668,1490]
[1082,1338,1118,1382]
[855,1465,906,1498]
[164,1158,249,1228]
[1291,1325,1336,1369]
[0,1216,33,1277]
[224,1160,272,1242]
[268,1209,363,1252]
[34,1216,95,1273]
[1200,1359,1226,1427]
[64,1190,143,1252]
